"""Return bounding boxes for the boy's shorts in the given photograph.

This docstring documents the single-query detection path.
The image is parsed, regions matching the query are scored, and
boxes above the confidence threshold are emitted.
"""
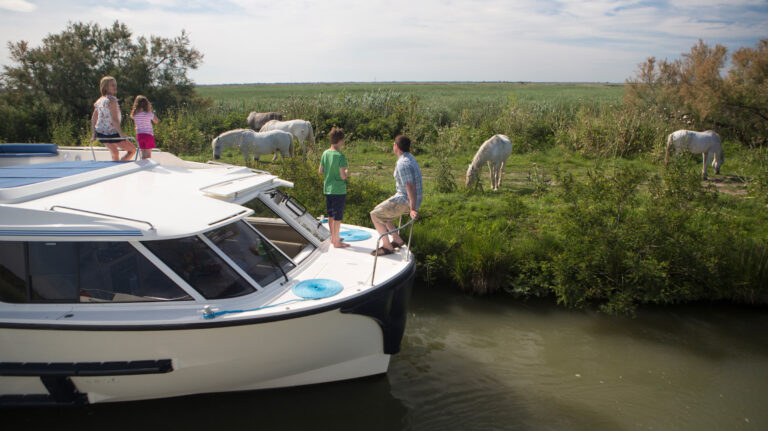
[325,194,346,221]
[137,133,156,149]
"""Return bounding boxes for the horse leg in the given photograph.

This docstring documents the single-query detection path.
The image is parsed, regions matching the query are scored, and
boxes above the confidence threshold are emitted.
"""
[702,152,711,179]
[498,161,505,189]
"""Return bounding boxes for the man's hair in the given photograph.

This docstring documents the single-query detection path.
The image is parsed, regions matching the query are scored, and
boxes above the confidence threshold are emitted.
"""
[394,135,411,152]
[329,126,345,145]
[99,76,116,96]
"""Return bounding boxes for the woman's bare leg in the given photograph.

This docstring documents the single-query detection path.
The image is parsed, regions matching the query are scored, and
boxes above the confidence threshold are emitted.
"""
[105,143,120,161]
[116,140,137,161]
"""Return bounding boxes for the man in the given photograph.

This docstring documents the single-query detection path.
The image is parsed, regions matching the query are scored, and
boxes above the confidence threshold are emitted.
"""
[369,135,423,256]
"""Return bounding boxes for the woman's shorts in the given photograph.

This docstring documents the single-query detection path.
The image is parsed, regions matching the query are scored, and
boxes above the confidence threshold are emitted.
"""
[137,133,156,149]
[325,194,346,221]
[95,132,122,145]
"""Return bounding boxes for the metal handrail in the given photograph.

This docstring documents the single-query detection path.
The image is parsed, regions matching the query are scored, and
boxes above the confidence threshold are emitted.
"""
[49,205,155,230]
[90,136,140,161]
[371,216,416,286]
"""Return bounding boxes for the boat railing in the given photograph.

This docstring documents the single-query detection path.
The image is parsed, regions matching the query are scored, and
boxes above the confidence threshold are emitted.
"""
[89,137,141,161]
[49,205,155,230]
[371,216,416,286]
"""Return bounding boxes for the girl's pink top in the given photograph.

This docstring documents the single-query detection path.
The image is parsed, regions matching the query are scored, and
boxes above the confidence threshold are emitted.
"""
[133,111,155,135]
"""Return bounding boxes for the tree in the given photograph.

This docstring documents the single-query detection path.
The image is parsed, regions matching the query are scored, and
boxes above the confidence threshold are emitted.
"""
[625,39,768,147]
[0,21,203,142]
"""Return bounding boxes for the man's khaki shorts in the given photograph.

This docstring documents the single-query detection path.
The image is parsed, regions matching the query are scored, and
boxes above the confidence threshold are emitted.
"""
[370,199,410,224]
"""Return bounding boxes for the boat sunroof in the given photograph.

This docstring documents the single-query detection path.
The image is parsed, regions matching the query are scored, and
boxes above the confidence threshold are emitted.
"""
[0,161,124,188]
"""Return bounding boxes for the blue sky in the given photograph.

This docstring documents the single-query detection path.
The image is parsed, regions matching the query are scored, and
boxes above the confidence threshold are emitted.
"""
[1,0,766,84]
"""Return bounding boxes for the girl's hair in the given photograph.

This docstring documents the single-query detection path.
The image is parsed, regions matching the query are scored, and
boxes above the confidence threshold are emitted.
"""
[99,76,116,96]
[130,95,152,117]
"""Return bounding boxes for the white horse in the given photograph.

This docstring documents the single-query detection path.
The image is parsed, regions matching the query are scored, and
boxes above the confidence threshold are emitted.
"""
[260,119,315,160]
[212,129,293,162]
[466,134,513,191]
[665,129,724,178]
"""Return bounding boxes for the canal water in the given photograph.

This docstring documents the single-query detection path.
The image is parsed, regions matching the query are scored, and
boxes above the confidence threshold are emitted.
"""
[5,286,768,430]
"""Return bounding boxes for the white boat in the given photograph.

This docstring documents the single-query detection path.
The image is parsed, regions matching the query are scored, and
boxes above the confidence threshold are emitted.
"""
[0,144,415,406]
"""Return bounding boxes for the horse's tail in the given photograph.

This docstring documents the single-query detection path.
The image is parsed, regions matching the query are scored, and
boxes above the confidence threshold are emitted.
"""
[665,133,673,165]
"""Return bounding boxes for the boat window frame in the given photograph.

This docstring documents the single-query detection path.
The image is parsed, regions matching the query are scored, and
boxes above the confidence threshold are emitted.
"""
[254,191,325,249]
[0,240,199,304]
[198,220,297,292]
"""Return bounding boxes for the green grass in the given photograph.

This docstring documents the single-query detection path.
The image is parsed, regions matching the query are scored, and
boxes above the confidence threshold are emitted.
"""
[196,82,625,109]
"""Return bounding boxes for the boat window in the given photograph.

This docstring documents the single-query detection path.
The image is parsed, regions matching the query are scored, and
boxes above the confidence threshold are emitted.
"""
[28,242,78,301]
[78,242,191,302]
[245,197,316,259]
[0,242,27,303]
[257,191,330,243]
[143,235,255,299]
[204,220,295,287]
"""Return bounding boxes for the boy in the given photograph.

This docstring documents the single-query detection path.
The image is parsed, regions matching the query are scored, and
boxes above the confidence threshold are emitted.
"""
[319,127,350,248]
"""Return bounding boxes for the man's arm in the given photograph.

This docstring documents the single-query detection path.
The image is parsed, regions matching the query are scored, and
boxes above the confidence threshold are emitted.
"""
[405,182,418,219]
[318,165,324,175]
[339,166,349,180]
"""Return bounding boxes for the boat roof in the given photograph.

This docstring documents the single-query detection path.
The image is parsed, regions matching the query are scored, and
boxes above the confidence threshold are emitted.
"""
[0,157,293,240]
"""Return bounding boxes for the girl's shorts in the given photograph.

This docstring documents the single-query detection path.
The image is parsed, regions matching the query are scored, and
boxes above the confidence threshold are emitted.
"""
[137,133,156,149]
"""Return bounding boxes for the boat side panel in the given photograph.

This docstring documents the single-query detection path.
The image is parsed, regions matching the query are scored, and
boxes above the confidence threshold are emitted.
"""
[0,310,385,404]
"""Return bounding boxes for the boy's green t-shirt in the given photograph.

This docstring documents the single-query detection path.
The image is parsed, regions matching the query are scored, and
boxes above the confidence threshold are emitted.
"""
[320,149,348,195]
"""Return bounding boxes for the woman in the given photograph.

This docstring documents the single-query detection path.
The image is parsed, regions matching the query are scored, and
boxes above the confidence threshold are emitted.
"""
[90,76,136,161]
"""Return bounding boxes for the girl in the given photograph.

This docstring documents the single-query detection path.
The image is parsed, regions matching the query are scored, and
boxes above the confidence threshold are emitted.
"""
[90,76,136,161]
[130,95,159,159]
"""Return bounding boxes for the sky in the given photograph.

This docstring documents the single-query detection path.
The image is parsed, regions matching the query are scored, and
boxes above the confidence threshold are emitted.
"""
[0,0,766,84]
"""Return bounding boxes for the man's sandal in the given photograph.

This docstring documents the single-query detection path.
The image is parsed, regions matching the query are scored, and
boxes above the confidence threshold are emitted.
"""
[370,247,394,256]
[391,240,405,249]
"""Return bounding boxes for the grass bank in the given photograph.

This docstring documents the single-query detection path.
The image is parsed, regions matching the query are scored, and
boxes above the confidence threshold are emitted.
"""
[35,82,768,314]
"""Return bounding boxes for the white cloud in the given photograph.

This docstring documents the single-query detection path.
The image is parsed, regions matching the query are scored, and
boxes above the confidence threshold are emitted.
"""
[0,0,766,83]
[0,0,36,12]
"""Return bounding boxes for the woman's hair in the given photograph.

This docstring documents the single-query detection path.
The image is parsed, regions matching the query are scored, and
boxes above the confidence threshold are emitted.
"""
[130,95,152,117]
[99,76,116,96]
[329,126,345,145]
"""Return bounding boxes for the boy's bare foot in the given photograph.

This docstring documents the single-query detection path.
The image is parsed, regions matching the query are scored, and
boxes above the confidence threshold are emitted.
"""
[333,242,351,248]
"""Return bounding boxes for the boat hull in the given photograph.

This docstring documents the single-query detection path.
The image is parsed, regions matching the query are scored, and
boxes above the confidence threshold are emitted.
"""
[0,265,415,405]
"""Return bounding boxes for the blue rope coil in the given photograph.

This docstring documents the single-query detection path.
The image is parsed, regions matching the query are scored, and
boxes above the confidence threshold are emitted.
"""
[292,279,344,299]
[339,229,372,242]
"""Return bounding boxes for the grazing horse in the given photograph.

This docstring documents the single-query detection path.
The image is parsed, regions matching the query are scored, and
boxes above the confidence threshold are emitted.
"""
[466,134,513,191]
[212,129,293,162]
[247,112,283,131]
[260,119,315,160]
[665,130,724,178]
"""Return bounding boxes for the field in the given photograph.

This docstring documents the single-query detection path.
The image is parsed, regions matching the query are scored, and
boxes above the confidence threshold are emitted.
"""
[181,82,768,314]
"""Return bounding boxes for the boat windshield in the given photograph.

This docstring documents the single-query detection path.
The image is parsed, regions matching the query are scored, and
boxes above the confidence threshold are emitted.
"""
[143,235,255,299]
[256,191,330,243]
[203,220,295,287]
[245,196,317,259]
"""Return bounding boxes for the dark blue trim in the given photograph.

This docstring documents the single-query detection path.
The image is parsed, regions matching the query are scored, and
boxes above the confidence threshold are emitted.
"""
[0,360,173,377]
[0,230,143,237]
[0,144,58,154]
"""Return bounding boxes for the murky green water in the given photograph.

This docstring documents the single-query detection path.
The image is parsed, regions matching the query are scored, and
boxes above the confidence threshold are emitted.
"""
[6,287,768,430]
